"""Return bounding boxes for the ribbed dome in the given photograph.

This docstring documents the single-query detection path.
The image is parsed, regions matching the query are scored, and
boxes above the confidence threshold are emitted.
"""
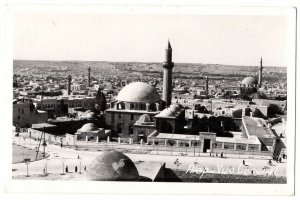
[79,123,98,132]
[116,82,161,103]
[87,150,139,181]
[241,77,258,85]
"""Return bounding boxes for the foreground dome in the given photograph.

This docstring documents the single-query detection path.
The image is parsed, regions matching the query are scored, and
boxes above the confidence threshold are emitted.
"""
[87,150,139,181]
[79,123,98,132]
[241,77,258,85]
[116,82,161,103]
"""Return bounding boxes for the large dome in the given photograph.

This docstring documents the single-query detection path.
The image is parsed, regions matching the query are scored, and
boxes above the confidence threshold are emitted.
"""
[87,150,139,181]
[116,82,161,103]
[241,77,258,85]
[78,123,98,132]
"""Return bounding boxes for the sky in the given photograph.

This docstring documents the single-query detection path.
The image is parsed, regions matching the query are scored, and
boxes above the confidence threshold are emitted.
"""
[14,14,287,67]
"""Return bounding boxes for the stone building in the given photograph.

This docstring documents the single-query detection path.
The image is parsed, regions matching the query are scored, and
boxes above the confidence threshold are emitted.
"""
[105,82,164,138]
[13,100,48,127]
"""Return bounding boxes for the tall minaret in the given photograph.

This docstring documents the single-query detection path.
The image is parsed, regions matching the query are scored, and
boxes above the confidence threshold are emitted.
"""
[68,75,72,95]
[162,40,174,107]
[88,66,91,87]
[205,76,209,96]
[258,57,263,88]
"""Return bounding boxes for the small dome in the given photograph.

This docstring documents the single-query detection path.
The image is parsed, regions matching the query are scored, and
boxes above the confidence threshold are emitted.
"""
[156,108,176,117]
[79,123,98,132]
[87,150,139,181]
[87,112,96,118]
[197,113,207,119]
[116,82,161,103]
[138,114,152,123]
[241,77,258,85]
[169,104,182,112]
[136,114,153,125]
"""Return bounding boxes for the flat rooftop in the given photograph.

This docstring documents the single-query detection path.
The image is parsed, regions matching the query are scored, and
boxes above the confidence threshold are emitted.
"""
[31,123,57,129]
[243,116,275,139]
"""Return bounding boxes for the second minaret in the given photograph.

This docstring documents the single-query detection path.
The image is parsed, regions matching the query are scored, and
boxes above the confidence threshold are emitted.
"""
[162,40,174,107]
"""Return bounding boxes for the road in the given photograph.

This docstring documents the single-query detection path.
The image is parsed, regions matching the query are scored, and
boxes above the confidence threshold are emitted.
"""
[12,136,287,179]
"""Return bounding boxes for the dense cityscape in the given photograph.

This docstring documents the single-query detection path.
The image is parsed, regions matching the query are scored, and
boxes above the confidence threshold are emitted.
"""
[12,41,287,183]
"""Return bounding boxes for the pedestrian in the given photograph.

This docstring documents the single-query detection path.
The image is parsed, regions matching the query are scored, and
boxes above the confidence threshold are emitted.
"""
[269,159,272,165]
[65,166,68,173]
[84,166,87,171]
[77,155,80,159]
[279,157,282,163]
[75,166,78,173]
[221,152,224,158]
[251,170,254,175]
[242,160,245,166]
[61,143,63,148]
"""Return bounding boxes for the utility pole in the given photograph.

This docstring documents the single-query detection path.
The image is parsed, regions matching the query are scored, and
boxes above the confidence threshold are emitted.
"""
[24,158,30,177]
[42,126,47,158]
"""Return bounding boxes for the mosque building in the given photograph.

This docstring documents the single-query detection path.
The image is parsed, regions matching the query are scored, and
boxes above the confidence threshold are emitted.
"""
[239,57,264,99]
[104,41,281,156]
[105,41,175,139]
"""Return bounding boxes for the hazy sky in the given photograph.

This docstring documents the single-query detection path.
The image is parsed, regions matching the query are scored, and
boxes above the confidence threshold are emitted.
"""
[14,14,287,66]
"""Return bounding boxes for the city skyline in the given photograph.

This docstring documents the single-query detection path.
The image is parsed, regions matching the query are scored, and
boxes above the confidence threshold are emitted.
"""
[14,14,287,67]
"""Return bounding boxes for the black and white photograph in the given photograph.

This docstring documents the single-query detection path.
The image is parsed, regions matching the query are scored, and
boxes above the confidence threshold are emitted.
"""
[1,2,297,197]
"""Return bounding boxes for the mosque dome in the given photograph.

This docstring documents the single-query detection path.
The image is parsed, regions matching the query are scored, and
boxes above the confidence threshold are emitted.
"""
[78,123,98,132]
[156,107,176,118]
[86,150,139,181]
[116,82,161,103]
[241,77,258,85]
[136,114,153,125]
[138,114,152,123]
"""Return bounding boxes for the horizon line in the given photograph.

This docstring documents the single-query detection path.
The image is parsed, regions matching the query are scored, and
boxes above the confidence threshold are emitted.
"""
[13,59,287,68]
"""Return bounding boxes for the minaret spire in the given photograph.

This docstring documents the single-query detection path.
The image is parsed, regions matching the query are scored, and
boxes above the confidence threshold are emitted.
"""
[258,57,263,88]
[68,74,72,95]
[162,40,174,107]
[88,66,91,87]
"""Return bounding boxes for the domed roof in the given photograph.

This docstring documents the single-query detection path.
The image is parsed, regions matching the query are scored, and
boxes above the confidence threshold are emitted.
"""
[87,150,139,181]
[79,123,98,132]
[156,108,176,118]
[116,82,161,103]
[197,113,207,119]
[86,112,96,118]
[169,104,183,112]
[138,114,152,123]
[241,77,258,85]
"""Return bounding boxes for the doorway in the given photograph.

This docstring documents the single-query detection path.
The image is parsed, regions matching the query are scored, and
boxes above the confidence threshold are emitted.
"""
[203,139,211,153]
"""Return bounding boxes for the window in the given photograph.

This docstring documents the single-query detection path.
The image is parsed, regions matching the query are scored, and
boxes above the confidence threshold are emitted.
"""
[131,114,134,120]
[17,116,20,120]
[22,109,24,114]
[236,143,247,151]
[118,114,121,119]
[224,143,234,150]
[215,142,223,149]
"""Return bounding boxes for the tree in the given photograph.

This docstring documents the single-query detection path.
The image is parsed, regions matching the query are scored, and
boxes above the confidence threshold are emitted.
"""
[94,88,107,114]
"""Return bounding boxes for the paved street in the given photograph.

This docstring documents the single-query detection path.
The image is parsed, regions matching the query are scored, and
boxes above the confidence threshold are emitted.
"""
[12,135,287,179]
